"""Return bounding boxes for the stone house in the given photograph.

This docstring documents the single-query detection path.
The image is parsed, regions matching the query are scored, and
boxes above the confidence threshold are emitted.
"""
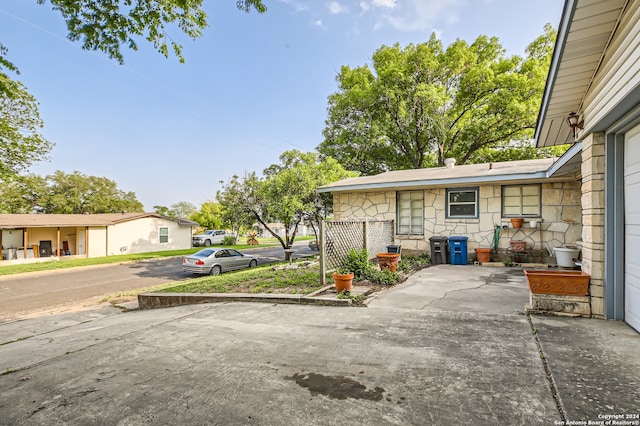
[318,156,582,262]
[321,0,640,331]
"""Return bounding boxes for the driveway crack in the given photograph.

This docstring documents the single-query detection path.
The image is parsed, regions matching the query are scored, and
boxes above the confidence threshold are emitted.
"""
[526,313,567,422]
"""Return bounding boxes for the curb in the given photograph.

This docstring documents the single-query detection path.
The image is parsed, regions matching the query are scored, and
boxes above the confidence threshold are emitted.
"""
[138,291,353,309]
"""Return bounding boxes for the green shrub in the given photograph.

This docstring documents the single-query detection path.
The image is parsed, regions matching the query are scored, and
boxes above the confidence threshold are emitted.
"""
[398,254,430,273]
[366,268,400,286]
[341,248,376,280]
[221,235,237,245]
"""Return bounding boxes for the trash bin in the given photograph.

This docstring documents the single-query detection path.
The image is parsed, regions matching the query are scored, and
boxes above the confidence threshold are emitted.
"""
[429,236,449,265]
[449,236,469,265]
[387,244,402,254]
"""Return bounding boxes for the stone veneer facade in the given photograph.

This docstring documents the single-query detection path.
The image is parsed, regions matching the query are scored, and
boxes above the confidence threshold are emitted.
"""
[580,132,605,318]
[333,180,582,259]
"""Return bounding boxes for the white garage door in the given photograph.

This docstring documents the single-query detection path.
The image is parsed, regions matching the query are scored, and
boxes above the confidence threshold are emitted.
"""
[625,125,640,332]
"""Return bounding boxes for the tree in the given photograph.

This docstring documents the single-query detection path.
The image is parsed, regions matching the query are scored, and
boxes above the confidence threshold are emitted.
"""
[43,171,144,213]
[0,1,266,181]
[0,174,48,213]
[32,0,267,64]
[189,201,225,230]
[153,205,171,216]
[218,151,357,252]
[318,25,558,176]
[0,45,53,182]
[170,201,197,219]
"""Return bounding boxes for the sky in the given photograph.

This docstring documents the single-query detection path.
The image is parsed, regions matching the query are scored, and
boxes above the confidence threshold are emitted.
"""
[1,0,565,211]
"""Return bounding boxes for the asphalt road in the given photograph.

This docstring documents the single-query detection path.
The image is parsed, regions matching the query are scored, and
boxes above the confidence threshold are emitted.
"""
[0,241,317,322]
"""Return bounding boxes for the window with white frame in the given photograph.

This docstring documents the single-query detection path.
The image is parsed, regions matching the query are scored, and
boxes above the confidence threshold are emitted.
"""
[446,187,479,218]
[159,227,169,243]
[397,191,424,235]
[502,184,541,217]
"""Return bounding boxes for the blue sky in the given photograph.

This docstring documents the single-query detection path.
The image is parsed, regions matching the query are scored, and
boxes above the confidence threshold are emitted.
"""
[1,0,564,211]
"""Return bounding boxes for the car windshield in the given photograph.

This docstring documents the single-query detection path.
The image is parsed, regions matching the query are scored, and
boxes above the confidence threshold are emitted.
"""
[203,230,214,235]
[194,249,216,257]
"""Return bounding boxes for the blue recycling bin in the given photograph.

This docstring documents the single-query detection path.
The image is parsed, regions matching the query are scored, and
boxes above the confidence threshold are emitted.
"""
[449,236,469,265]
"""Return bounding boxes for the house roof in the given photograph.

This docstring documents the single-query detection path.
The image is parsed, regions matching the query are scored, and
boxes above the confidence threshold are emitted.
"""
[535,0,628,147]
[318,157,578,193]
[0,213,198,229]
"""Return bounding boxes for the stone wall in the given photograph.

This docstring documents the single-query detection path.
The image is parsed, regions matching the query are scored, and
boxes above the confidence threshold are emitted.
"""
[580,132,606,318]
[333,179,582,259]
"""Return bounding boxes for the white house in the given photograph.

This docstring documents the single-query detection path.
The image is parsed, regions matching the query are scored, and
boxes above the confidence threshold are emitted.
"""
[0,213,198,262]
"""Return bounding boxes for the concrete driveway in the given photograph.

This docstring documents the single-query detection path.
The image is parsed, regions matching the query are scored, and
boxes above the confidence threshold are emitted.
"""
[0,265,638,425]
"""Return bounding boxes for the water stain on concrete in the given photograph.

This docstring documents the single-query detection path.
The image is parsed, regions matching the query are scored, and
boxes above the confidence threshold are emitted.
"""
[286,372,384,401]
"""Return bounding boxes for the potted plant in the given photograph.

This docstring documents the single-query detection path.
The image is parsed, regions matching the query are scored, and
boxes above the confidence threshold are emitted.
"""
[474,248,492,263]
[333,266,354,293]
[510,218,524,228]
[376,253,400,272]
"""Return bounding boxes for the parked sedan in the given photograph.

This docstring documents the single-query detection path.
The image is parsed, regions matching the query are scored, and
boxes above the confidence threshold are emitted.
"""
[182,248,258,275]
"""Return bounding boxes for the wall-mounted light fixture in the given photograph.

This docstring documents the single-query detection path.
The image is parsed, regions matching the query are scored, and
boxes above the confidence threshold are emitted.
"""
[566,112,583,137]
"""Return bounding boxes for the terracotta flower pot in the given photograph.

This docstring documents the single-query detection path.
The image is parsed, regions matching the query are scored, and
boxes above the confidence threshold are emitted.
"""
[377,253,400,272]
[474,248,492,263]
[523,270,590,296]
[333,272,354,292]
[511,218,524,228]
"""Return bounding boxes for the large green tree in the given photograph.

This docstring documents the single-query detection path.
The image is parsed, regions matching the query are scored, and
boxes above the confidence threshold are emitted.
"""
[318,24,559,176]
[190,201,225,230]
[0,171,144,213]
[0,1,266,181]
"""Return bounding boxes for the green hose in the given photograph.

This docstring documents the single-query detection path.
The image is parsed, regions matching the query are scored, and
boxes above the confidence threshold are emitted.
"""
[493,225,501,253]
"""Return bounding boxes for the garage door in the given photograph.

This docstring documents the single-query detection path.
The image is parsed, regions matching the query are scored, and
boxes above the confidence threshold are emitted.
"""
[624,125,640,332]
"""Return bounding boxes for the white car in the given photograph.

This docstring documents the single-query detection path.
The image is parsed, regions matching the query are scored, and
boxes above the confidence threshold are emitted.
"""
[192,230,227,247]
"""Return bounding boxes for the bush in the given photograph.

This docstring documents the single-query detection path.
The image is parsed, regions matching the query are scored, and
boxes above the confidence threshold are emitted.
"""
[365,268,400,286]
[398,254,430,273]
[221,235,237,246]
[341,248,375,280]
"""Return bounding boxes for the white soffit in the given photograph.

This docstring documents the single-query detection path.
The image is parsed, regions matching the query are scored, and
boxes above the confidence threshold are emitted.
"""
[537,0,626,147]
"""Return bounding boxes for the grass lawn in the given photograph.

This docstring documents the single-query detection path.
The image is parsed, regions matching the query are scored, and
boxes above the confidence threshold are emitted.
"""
[0,236,315,276]
[159,263,326,295]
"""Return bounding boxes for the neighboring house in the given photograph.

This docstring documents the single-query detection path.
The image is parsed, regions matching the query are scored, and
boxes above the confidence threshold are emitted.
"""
[0,213,198,262]
[320,0,640,331]
[318,156,583,260]
[534,0,640,329]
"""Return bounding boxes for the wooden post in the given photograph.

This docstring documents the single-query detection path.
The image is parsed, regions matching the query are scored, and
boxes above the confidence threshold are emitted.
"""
[23,228,28,259]
[85,227,89,258]
[56,227,61,257]
[319,220,327,287]
[363,221,368,253]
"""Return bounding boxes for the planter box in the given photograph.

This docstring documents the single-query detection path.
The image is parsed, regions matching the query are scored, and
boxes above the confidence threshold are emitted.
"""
[510,240,526,251]
[524,270,590,296]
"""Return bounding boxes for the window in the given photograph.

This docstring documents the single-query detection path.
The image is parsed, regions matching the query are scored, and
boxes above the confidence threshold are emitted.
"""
[159,227,169,243]
[446,187,478,218]
[397,191,424,235]
[502,184,541,217]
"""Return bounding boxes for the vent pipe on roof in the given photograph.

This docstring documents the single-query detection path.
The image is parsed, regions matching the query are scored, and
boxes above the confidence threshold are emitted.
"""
[444,158,456,169]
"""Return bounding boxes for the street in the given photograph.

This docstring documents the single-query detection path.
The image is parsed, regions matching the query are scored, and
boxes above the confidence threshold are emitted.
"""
[0,241,317,322]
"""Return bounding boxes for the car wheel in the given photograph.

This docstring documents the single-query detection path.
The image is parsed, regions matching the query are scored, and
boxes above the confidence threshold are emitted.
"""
[249,259,257,268]
[210,265,221,276]
[204,239,211,247]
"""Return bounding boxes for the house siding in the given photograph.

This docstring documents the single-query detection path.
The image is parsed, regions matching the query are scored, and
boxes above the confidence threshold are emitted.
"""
[106,217,192,255]
[582,1,640,133]
[333,180,582,257]
[88,227,107,257]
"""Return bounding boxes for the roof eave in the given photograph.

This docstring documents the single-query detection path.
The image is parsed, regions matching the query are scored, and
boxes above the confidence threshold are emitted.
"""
[534,0,577,147]
[318,171,551,193]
